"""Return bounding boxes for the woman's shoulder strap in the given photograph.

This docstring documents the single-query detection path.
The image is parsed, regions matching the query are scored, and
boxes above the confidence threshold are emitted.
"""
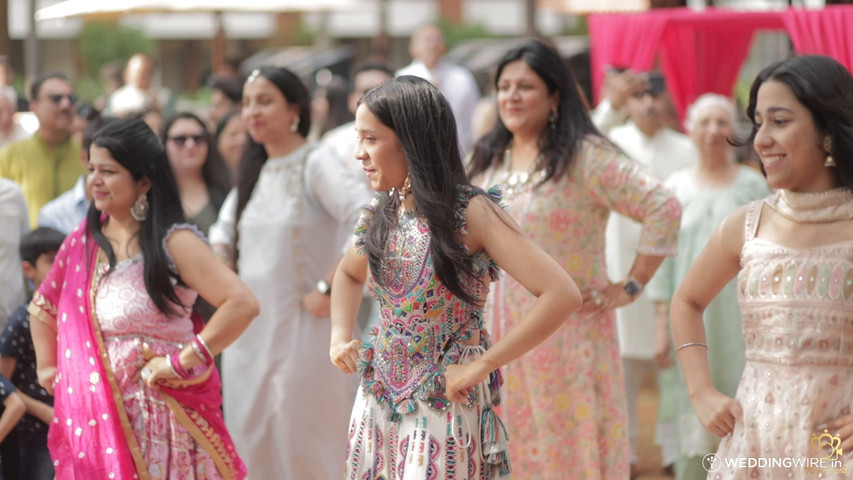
[743,197,767,242]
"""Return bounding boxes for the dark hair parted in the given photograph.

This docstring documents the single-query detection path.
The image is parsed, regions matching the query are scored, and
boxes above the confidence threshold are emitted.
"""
[160,111,232,210]
[20,227,66,266]
[361,76,494,304]
[735,55,853,192]
[88,118,188,315]
[468,39,603,184]
[234,66,312,252]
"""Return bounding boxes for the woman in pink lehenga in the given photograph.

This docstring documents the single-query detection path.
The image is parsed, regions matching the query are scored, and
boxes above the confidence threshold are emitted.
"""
[29,118,259,479]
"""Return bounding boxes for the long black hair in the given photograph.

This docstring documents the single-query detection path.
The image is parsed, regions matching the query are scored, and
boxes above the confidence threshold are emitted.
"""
[362,76,489,303]
[160,111,232,210]
[234,66,312,246]
[88,118,187,315]
[468,39,602,184]
[734,55,853,192]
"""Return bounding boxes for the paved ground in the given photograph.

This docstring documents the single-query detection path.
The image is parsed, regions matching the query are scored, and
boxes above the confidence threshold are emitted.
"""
[634,375,675,480]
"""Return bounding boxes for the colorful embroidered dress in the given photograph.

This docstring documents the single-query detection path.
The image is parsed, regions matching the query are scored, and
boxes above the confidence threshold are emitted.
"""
[28,221,245,480]
[710,189,853,479]
[345,185,508,480]
[476,136,681,479]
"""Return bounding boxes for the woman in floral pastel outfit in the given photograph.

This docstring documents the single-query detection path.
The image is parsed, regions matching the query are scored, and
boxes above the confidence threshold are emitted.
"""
[672,55,853,479]
[329,76,583,479]
[29,118,258,479]
[468,40,681,479]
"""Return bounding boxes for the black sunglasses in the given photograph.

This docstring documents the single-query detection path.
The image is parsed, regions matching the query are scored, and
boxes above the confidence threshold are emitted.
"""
[168,134,208,147]
[45,94,78,105]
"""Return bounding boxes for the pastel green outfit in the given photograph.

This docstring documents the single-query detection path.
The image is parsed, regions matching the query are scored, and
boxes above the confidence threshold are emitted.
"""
[646,165,770,480]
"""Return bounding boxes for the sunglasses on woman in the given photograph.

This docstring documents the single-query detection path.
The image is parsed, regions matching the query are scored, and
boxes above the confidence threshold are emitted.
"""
[168,134,208,147]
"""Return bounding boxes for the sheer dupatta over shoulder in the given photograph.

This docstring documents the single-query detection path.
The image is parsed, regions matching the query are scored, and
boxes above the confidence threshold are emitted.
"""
[28,220,246,480]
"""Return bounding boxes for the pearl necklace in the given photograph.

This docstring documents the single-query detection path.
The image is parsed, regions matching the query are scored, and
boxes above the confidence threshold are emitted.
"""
[494,146,545,200]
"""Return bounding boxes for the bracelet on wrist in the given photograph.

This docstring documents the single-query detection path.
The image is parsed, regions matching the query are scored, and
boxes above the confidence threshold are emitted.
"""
[168,353,193,379]
[191,335,214,365]
[676,342,708,352]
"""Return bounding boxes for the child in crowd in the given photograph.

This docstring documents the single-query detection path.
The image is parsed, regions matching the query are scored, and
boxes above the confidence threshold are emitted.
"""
[0,227,65,480]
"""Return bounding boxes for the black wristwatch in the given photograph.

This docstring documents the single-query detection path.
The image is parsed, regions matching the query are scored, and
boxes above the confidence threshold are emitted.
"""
[623,277,644,298]
[316,279,332,296]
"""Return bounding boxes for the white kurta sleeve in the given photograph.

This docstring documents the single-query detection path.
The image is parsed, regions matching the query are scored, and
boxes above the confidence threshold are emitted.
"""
[208,187,238,258]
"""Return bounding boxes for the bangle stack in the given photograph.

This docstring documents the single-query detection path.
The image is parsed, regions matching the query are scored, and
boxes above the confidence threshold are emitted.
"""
[168,354,192,379]
[676,342,708,352]
[191,334,214,366]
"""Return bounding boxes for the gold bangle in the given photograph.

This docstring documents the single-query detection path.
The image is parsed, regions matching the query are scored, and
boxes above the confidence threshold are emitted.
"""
[676,342,708,352]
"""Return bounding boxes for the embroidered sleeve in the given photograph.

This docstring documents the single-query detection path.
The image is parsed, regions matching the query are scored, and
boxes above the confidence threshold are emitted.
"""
[162,223,208,270]
[353,195,381,255]
[454,184,502,280]
[27,224,80,330]
[582,138,681,257]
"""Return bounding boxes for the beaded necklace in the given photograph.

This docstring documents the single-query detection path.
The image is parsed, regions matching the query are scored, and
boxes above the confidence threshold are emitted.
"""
[492,145,546,200]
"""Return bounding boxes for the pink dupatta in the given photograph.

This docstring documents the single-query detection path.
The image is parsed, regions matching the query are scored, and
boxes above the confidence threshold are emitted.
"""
[29,220,246,480]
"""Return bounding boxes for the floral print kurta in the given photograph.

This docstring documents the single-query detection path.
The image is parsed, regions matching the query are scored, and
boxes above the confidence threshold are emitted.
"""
[477,136,681,479]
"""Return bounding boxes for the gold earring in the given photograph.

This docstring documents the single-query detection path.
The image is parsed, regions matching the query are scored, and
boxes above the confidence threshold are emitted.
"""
[397,175,412,202]
[549,109,558,129]
[824,136,836,168]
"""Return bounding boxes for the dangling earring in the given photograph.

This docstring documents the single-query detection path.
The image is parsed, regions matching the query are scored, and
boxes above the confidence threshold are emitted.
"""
[290,117,300,133]
[549,108,558,130]
[131,193,148,221]
[397,175,412,202]
[824,136,836,167]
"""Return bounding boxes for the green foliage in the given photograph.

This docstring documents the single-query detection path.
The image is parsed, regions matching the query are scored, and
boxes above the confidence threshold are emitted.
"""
[436,19,498,48]
[79,22,155,74]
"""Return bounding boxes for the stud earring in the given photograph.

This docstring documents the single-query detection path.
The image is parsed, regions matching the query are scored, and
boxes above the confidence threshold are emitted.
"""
[131,193,148,221]
[824,136,836,168]
[290,117,300,133]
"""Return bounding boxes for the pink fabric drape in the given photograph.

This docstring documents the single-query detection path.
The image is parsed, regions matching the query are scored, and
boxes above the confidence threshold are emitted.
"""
[588,10,670,103]
[659,10,784,124]
[782,6,853,73]
[31,224,139,479]
[588,8,786,124]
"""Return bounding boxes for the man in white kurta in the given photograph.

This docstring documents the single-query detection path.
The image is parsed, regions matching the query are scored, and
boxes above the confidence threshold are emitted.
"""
[0,178,28,331]
[396,24,480,155]
[600,78,697,474]
[210,143,371,479]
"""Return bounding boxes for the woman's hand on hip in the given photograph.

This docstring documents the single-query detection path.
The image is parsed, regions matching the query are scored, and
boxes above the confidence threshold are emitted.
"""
[691,387,743,438]
[37,366,57,395]
[444,360,494,404]
[579,282,634,315]
[303,290,331,318]
[330,338,361,374]
[827,414,853,451]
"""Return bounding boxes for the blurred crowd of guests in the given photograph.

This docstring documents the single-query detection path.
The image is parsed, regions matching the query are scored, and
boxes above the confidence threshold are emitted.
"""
[0,22,784,480]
